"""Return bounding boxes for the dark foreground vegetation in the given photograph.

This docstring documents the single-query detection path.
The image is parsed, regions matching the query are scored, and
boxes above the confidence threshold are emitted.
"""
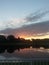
[0,35,49,53]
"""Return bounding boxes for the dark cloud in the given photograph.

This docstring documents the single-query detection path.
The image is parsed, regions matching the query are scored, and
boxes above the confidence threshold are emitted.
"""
[24,10,49,23]
[0,10,49,31]
[0,20,49,37]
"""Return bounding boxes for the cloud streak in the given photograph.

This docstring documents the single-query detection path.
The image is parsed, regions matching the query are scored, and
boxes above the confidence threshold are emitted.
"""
[24,10,49,24]
[0,20,49,38]
[0,10,49,30]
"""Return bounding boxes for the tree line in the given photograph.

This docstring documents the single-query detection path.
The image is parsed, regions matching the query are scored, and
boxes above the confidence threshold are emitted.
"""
[32,39,49,48]
[0,35,49,53]
[0,35,31,53]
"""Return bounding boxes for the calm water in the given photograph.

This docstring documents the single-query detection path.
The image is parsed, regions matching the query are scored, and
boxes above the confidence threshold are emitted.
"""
[0,48,49,60]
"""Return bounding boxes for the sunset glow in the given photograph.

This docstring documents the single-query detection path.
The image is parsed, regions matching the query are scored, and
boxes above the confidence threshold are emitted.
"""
[15,34,49,40]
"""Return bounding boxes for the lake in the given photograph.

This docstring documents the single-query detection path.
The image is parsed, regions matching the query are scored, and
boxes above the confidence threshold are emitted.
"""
[0,48,49,61]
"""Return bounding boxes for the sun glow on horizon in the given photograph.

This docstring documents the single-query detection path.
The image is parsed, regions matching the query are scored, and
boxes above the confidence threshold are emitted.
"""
[15,34,49,40]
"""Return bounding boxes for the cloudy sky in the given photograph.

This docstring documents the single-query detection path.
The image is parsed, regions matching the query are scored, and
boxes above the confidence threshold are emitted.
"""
[0,0,49,39]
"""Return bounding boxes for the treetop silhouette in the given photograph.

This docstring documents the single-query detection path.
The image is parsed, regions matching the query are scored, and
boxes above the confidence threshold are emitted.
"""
[0,35,49,53]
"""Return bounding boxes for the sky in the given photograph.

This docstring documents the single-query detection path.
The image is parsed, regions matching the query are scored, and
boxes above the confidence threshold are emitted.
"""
[0,0,49,39]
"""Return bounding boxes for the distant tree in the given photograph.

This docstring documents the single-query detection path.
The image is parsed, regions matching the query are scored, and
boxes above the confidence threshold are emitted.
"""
[0,35,6,53]
[32,39,49,48]
[0,35,6,43]
[7,35,15,42]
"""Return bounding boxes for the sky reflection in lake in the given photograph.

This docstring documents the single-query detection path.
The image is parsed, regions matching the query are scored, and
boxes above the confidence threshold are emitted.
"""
[0,48,49,60]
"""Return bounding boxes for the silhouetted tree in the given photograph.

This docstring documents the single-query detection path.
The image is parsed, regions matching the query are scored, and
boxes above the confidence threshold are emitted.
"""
[0,34,49,53]
[0,35,6,53]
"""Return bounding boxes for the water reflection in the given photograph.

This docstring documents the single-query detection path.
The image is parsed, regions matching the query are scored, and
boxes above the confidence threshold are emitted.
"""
[15,47,49,53]
[0,48,49,60]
